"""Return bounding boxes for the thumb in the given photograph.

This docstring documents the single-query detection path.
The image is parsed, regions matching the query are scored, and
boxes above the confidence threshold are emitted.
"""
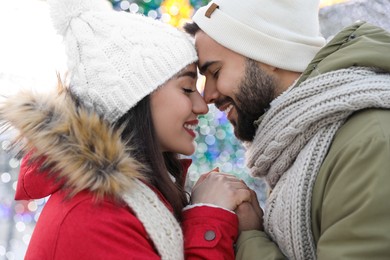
[249,189,263,218]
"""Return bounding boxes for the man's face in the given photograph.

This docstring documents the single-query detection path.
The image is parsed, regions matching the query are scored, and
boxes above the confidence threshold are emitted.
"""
[196,31,278,142]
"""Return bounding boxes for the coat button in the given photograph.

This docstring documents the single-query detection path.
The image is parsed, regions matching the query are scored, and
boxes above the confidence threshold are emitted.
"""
[204,230,216,241]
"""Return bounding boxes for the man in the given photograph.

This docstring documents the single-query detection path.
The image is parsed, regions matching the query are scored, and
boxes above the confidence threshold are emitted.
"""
[185,0,390,259]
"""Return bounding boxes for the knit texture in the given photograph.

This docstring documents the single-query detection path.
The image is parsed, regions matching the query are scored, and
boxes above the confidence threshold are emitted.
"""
[246,67,390,259]
[122,179,184,260]
[192,0,325,72]
[48,0,197,123]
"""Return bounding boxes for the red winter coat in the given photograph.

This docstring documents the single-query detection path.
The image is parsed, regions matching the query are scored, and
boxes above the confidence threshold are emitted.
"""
[16,157,238,259]
[2,89,238,259]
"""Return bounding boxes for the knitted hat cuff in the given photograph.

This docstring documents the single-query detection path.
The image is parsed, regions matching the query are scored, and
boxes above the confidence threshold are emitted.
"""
[193,3,325,72]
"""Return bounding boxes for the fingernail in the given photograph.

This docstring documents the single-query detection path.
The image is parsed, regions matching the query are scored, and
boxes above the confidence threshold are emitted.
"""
[212,167,219,172]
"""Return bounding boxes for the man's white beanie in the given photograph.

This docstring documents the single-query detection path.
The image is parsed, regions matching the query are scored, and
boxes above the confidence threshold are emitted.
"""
[192,0,326,72]
[48,0,197,123]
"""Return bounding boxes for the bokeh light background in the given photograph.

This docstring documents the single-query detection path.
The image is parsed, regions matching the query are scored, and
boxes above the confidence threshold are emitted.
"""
[3,0,390,258]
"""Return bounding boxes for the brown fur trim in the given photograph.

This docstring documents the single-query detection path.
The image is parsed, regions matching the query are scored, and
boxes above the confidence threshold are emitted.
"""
[0,84,144,199]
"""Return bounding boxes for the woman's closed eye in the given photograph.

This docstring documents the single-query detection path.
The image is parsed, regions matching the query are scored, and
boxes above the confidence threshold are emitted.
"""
[183,88,196,94]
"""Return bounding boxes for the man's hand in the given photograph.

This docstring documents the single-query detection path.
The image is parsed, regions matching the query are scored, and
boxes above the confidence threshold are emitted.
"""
[235,189,264,233]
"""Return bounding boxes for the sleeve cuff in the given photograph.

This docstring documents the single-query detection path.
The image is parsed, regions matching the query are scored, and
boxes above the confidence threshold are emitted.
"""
[183,203,235,214]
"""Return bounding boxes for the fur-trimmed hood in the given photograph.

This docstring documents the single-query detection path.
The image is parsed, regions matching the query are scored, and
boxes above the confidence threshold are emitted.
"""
[0,84,145,200]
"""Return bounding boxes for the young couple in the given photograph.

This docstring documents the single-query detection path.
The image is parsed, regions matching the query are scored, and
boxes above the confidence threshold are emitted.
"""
[1,0,390,259]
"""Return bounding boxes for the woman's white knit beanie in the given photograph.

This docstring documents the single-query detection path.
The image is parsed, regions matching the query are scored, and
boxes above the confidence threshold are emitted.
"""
[192,0,326,72]
[48,0,197,123]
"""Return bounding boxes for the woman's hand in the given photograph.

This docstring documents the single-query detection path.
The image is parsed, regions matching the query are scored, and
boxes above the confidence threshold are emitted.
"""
[190,170,251,211]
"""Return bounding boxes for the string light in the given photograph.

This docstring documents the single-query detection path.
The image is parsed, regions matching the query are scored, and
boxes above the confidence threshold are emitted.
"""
[160,0,193,27]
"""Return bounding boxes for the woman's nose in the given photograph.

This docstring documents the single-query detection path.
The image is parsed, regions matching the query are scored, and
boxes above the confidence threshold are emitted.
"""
[193,93,209,115]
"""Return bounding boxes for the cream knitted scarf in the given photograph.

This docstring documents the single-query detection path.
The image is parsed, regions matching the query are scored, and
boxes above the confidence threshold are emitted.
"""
[123,179,184,260]
[246,67,390,259]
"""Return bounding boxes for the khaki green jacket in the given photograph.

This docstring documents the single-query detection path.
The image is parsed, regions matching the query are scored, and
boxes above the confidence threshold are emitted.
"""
[236,22,390,259]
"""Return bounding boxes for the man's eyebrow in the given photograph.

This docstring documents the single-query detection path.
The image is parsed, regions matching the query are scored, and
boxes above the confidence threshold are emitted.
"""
[199,61,217,75]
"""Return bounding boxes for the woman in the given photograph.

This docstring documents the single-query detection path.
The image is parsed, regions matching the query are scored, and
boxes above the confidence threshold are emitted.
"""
[0,0,250,259]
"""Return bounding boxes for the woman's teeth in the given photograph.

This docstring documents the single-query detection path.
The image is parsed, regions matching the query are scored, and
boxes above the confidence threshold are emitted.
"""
[184,124,196,130]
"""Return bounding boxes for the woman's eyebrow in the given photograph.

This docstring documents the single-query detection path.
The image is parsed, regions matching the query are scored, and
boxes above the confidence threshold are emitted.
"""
[178,71,197,79]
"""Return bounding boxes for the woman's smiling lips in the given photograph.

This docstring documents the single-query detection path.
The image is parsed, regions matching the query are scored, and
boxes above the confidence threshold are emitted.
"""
[184,119,198,137]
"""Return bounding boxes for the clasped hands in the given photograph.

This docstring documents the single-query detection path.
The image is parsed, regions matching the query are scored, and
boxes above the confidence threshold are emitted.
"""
[190,169,264,233]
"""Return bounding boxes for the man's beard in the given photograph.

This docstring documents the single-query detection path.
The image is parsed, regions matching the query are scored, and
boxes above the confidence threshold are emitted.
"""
[233,59,278,142]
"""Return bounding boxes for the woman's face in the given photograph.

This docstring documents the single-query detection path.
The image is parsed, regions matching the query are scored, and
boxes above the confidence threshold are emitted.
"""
[151,63,209,155]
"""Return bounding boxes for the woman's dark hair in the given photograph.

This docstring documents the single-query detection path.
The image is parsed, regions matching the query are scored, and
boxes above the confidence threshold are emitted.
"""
[115,95,189,221]
[183,22,201,36]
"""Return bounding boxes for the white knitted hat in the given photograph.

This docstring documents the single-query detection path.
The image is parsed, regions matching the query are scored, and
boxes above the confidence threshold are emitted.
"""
[192,0,326,72]
[48,0,197,123]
